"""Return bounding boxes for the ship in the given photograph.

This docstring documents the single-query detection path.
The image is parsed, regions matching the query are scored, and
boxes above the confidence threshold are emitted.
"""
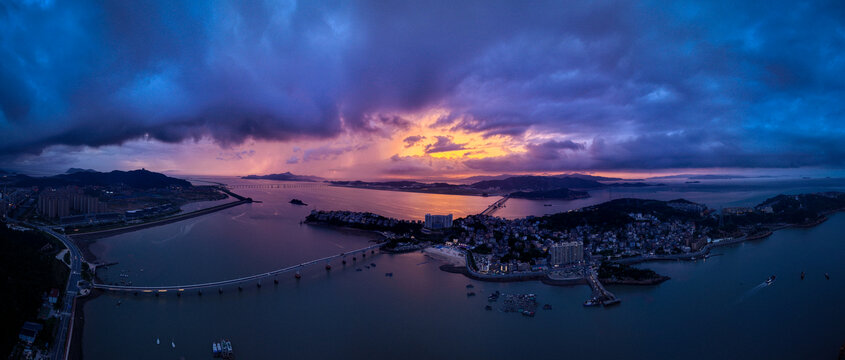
[825,273,830,280]
[801,271,805,280]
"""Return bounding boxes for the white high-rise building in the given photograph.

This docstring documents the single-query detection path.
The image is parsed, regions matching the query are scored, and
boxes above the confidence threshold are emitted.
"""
[549,241,583,266]
[424,214,453,230]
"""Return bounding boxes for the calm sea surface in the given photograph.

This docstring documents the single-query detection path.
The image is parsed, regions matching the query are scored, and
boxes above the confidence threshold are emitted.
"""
[81,177,845,359]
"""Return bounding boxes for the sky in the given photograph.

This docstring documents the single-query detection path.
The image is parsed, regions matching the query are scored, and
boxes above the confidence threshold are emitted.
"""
[1,0,844,180]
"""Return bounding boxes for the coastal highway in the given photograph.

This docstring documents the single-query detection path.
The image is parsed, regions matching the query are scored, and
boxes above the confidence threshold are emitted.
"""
[35,224,84,360]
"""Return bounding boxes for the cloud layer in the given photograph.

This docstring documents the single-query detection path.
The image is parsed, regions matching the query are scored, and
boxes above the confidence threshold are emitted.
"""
[1,0,844,174]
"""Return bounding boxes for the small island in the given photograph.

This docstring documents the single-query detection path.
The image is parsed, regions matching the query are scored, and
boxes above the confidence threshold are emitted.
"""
[289,199,308,206]
[509,188,589,200]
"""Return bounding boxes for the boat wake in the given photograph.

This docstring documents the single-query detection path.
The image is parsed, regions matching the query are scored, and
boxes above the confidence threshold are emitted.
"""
[735,281,771,304]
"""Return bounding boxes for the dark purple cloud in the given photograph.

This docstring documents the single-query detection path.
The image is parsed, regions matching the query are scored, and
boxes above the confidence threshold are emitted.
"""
[1,0,844,172]
[425,136,468,154]
[403,135,426,148]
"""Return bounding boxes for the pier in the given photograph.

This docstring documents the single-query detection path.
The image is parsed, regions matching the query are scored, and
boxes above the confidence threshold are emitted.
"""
[480,195,509,216]
[585,266,620,306]
[91,243,384,293]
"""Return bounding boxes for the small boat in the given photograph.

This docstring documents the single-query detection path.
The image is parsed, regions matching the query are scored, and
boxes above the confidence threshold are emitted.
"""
[543,304,552,310]
[356,268,362,272]
[467,292,476,297]
[156,338,160,345]
[485,305,492,311]
[370,263,376,267]
[583,299,600,307]
[466,284,474,289]
[365,265,370,269]
[543,204,552,207]
[521,310,535,317]
[766,275,776,285]
[294,272,301,279]
[384,272,393,277]
[325,264,332,270]
[171,340,175,348]
[825,273,830,280]
[801,271,805,280]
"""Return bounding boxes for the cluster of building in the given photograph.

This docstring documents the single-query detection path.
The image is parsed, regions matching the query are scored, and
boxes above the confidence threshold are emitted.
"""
[0,187,33,219]
[37,186,108,219]
[450,215,575,275]
[444,208,712,276]
[13,287,61,359]
[589,214,707,256]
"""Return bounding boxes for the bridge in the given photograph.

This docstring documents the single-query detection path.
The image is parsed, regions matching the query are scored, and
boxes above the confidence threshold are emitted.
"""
[226,183,326,189]
[92,243,384,293]
[479,195,509,216]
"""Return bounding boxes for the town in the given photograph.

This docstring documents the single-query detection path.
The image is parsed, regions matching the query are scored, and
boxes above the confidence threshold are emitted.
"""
[306,192,845,287]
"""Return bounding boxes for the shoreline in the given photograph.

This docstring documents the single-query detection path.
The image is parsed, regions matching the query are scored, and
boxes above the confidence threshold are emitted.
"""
[68,289,104,360]
[70,199,251,263]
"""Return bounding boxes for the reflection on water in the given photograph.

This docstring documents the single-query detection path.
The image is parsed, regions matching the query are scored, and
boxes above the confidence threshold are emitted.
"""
[81,177,845,359]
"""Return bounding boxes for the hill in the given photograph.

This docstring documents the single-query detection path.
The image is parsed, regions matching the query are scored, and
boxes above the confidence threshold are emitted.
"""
[2,169,191,189]
[509,188,590,200]
[242,172,325,182]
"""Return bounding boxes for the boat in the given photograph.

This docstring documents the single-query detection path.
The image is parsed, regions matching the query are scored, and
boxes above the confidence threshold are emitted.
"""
[801,271,805,280]
[521,310,535,317]
[294,271,302,279]
[766,275,776,285]
[466,284,474,289]
[583,299,600,307]
[385,272,393,277]
[213,339,234,359]
[325,264,332,270]
[356,268,362,272]
[156,338,159,345]
[171,340,175,348]
[825,273,830,280]
[467,292,476,297]
[543,304,552,310]
[485,305,492,311]
[370,263,376,267]
[543,204,552,207]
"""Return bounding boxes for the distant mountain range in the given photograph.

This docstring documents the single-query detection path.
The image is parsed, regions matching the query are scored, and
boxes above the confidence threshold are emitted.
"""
[66,168,97,174]
[647,174,775,180]
[1,169,191,189]
[470,176,605,191]
[242,172,325,182]
[461,173,631,182]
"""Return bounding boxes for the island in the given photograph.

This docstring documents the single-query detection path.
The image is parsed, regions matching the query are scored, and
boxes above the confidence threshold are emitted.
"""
[509,188,589,200]
[304,191,845,306]
[289,199,307,206]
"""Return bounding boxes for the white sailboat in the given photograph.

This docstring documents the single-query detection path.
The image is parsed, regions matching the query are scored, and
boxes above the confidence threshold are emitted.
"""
[156,338,160,345]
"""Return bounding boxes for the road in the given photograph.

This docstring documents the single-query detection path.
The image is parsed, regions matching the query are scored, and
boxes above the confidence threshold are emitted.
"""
[38,225,83,360]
